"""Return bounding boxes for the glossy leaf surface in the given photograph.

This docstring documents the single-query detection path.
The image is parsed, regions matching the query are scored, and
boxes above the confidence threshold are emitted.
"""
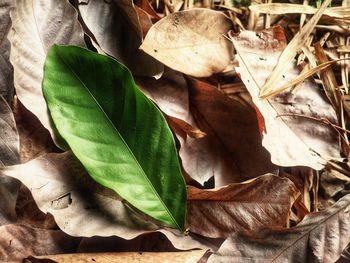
[42,45,186,230]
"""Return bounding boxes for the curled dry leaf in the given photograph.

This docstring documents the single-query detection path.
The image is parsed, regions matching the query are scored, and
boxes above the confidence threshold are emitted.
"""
[208,193,350,263]
[8,0,85,139]
[0,152,211,251]
[187,77,276,186]
[0,224,81,262]
[140,9,234,77]
[78,0,163,78]
[0,96,20,225]
[230,26,340,170]
[26,250,206,263]
[187,174,299,239]
[0,0,14,103]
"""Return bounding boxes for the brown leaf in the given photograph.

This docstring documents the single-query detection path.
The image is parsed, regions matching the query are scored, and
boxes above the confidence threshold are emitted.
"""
[0,0,14,103]
[25,250,206,263]
[0,152,212,251]
[140,9,234,77]
[230,26,340,170]
[187,77,276,186]
[0,224,81,262]
[187,174,299,238]
[8,0,86,141]
[78,0,163,78]
[208,193,350,263]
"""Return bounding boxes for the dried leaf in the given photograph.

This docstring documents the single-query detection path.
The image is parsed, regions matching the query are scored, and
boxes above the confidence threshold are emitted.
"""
[231,26,340,169]
[78,0,163,78]
[0,152,211,251]
[208,193,350,263]
[140,9,234,77]
[26,250,206,263]
[0,224,81,262]
[187,78,276,186]
[8,0,85,139]
[0,0,14,103]
[187,174,299,238]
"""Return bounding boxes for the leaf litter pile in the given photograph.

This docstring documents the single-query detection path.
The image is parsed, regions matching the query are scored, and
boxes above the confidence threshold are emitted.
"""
[1,0,350,262]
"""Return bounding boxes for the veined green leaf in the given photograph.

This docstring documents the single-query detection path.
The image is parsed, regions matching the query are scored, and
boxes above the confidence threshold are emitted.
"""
[42,45,186,230]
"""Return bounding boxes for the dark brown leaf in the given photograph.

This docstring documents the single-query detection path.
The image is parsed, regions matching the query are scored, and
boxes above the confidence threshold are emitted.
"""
[187,174,299,238]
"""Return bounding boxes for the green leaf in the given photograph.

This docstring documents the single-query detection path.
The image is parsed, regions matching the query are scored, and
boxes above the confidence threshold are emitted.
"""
[42,45,186,230]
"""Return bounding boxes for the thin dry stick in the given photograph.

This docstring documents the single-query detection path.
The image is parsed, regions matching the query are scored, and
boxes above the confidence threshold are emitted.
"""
[259,0,332,98]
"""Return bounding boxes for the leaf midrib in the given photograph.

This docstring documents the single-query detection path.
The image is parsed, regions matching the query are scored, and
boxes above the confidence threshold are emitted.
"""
[54,50,179,229]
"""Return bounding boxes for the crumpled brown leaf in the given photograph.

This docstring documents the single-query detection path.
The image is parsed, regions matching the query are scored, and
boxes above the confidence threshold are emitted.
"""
[230,26,340,170]
[187,77,276,186]
[208,193,350,263]
[8,0,86,140]
[0,0,14,103]
[141,9,234,77]
[0,152,213,251]
[186,174,299,238]
[77,0,163,78]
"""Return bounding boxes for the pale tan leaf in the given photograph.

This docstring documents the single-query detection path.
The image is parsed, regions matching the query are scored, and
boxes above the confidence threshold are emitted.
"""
[78,0,163,78]
[0,152,211,251]
[259,0,332,97]
[187,174,299,238]
[250,4,350,19]
[0,0,14,103]
[140,9,234,77]
[8,0,85,140]
[26,250,206,263]
[208,193,350,263]
[231,26,340,169]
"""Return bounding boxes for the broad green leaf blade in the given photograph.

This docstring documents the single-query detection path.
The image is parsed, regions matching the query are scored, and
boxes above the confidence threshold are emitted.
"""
[42,45,186,230]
